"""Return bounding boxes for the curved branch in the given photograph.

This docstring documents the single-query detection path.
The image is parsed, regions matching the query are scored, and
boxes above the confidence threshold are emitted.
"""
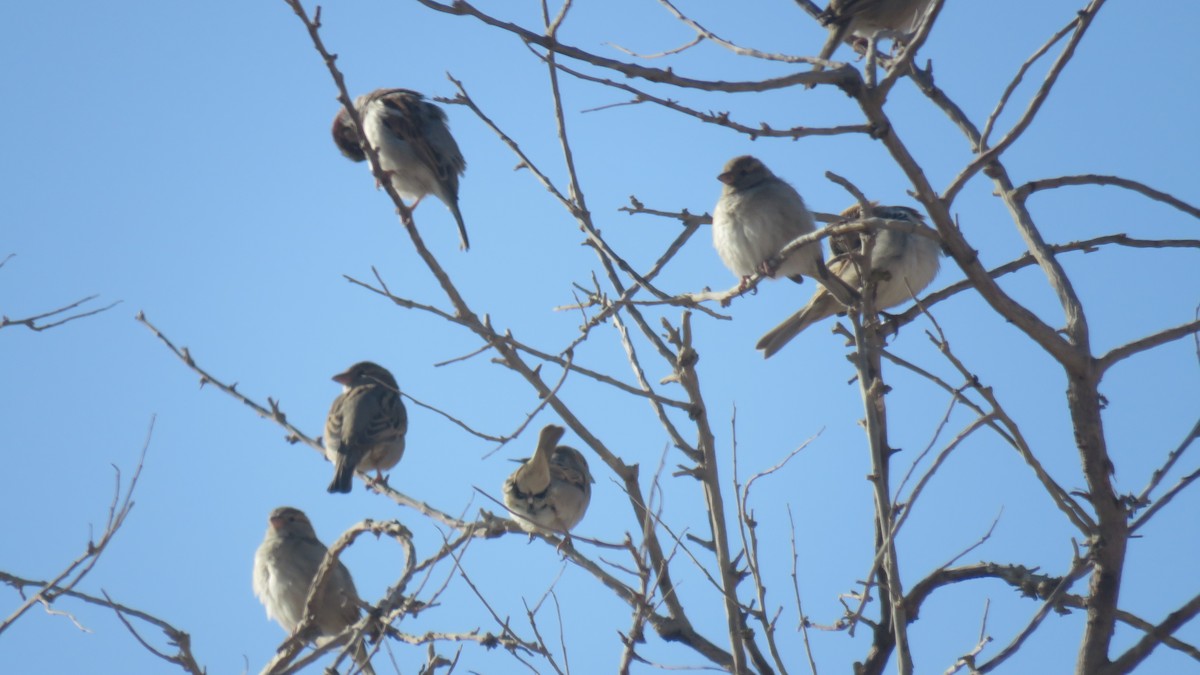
[1013,175,1200,219]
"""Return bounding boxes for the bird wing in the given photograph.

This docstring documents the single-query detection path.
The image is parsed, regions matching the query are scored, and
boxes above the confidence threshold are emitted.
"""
[344,384,406,448]
[375,89,466,194]
[550,446,593,488]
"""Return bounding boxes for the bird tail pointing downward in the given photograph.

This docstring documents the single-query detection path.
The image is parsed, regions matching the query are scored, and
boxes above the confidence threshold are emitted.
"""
[449,202,470,251]
[327,456,355,494]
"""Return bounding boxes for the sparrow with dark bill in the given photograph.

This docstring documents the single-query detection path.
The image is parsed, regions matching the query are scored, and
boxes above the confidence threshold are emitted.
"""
[324,361,407,494]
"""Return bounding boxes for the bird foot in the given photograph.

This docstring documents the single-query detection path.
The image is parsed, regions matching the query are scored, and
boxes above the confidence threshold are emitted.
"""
[555,535,576,556]
[374,170,394,190]
[737,275,760,295]
[877,310,902,337]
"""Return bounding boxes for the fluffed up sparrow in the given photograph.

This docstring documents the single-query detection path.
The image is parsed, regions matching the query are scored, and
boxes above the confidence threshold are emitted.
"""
[324,361,407,494]
[756,204,941,357]
[712,155,825,292]
[503,424,594,537]
[252,506,375,674]
[332,88,471,251]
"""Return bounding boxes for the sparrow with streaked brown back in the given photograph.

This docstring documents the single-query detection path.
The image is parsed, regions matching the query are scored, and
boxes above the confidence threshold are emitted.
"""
[756,203,942,357]
[323,361,407,494]
[332,88,470,250]
[503,424,594,537]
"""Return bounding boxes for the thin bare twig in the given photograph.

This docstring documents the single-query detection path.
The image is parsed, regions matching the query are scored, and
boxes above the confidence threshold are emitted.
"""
[0,419,152,634]
[0,294,121,333]
[0,574,204,675]
[1012,174,1200,219]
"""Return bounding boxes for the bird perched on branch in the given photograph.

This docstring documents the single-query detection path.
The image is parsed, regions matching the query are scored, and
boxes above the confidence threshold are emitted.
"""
[814,0,934,75]
[712,155,824,292]
[323,361,407,494]
[756,204,941,358]
[332,88,470,250]
[503,424,594,537]
[252,507,375,674]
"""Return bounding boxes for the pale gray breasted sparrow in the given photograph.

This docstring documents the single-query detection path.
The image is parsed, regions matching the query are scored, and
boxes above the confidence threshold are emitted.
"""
[332,88,470,250]
[252,506,375,674]
[712,155,824,291]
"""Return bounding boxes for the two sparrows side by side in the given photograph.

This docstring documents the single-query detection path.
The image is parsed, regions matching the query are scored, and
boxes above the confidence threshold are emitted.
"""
[711,155,943,357]
[319,363,594,530]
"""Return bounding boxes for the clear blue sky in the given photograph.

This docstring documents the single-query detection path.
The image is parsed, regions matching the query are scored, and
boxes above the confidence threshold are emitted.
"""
[3,0,1198,673]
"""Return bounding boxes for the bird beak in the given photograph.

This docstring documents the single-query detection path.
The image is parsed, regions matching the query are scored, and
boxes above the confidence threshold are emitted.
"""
[332,371,353,385]
[717,170,735,185]
[268,515,286,530]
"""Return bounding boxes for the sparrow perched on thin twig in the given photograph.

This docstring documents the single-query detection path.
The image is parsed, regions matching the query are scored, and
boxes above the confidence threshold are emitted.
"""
[712,155,825,291]
[816,0,934,66]
[503,424,594,537]
[324,361,407,494]
[332,88,470,251]
[756,204,942,357]
[252,507,375,674]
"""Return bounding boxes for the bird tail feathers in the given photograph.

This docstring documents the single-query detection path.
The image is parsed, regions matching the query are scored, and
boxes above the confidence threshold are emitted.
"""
[327,458,355,494]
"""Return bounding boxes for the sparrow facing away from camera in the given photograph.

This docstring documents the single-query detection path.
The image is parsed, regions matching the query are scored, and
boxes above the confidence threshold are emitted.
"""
[324,361,407,494]
[332,88,470,250]
[252,506,375,674]
[712,155,824,292]
[503,424,594,537]
[756,203,942,357]
[816,0,934,65]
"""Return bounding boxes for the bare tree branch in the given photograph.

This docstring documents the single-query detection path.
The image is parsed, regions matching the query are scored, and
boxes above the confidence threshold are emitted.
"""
[1012,174,1200,218]
[0,419,152,634]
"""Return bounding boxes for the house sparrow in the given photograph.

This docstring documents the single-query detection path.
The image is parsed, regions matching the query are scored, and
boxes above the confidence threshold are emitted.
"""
[332,88,470,251]
[814,0,934,74]
[503,424,594,536]
[252,507,375,674]
[756,204,941,357]
[712,155,824,291]
[324,361,407,494]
